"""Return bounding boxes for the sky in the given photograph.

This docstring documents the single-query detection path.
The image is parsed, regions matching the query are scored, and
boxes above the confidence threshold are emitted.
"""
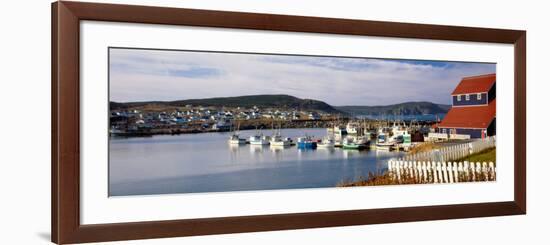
[109,48,496,106]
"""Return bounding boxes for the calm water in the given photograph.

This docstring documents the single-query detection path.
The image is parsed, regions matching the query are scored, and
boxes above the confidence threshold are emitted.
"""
[109,128,404,196]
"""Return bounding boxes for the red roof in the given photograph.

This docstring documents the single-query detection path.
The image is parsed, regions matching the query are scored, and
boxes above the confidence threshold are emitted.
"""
[438,99,496,129]
[451,73,496,95]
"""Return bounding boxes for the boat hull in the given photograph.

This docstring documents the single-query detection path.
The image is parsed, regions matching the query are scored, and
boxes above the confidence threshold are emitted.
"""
[343,144,366,150]
[271,141,291,146]
[375,143,394,150]
[229,139,246,145]
[297,142,317,149]
[317,143,335,148]
[250,141,270,145]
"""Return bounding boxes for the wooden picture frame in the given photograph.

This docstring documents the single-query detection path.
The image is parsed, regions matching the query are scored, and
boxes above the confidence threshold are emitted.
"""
[52,1,526,244]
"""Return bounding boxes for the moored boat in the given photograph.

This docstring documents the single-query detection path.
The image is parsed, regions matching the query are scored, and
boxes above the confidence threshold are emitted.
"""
[270,133,291,147]
[228,121,246,144]
[375,132,394,150]
[342,136,368,150]
[297,135,317,149]
[249,132,270,145]
[229,134,246,144]
[317,136,336,148]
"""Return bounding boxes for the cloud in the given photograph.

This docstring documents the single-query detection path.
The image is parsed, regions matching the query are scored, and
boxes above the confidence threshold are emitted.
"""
[110,49,223,78]
[109,48,496,106]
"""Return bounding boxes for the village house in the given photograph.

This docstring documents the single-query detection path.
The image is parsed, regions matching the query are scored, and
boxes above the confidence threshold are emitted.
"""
[436,73,496,139]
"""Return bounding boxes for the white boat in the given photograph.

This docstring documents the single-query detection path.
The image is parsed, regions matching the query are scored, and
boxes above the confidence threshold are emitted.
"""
[317,136,336,148]
[229,134,246,145]
[228,121,246,144]
[270,133,291,146]
[376,143,394,150]
[356,135,370,145]
[389,121,408,142]
[343,136,369,149]
[249,132,270,145]
[375,131,394,150]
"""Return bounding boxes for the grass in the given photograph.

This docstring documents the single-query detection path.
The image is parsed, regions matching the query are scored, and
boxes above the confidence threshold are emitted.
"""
[337,172,420,187]
[407,142,442,155]
[456,147,496,163]
[338,169,496,187]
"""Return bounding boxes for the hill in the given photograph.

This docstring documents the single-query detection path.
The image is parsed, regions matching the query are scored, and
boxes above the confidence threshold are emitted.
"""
[111,96,450,116]
[110,94,341,113]
[336,102,450,116]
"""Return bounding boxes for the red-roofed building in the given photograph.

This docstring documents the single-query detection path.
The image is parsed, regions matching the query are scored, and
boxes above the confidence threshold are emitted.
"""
[437,73,496,139]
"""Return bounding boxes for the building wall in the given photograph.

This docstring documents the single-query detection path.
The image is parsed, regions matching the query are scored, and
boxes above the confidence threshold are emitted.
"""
[452,93,487,106]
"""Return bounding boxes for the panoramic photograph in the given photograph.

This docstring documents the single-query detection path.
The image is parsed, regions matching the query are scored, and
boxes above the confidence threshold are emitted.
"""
[108,47,497,196]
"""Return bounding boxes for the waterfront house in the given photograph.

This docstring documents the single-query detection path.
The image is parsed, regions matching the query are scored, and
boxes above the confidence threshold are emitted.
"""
[437,73,496,139]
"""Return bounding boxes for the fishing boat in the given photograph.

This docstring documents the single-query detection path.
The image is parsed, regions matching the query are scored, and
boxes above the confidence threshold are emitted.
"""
[375,131,394,150]
[297,135,317,149]
[269,123,291,146]
[386,121,412,150]
[229,134,246,145]
[317,136,336,148]
[342,136,368,150]
[389,121,408,142]
[249,131,270,145]
[270,133,291,146]
[357,135,371,146]
[228,122,246,144]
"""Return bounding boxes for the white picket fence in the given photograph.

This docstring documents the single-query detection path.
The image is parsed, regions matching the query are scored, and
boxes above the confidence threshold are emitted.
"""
[388,160,496,184]
[400,136,496,162]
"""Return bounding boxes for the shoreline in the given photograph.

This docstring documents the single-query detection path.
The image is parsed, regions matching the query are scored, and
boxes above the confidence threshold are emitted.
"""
[110,117,439,138]
[110,119,337,137]
[110,126,328,138]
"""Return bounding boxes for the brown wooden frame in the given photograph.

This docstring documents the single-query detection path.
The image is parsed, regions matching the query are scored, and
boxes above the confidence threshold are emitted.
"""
[52,1,526,244]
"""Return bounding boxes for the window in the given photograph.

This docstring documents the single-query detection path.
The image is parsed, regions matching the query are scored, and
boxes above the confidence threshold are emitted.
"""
[477,93,482,100]
[465,94,470,101]
[442,128,447,134]
[457,95,461,101]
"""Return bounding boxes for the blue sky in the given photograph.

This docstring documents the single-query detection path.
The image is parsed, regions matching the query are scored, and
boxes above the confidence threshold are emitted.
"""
[109,48,495,106]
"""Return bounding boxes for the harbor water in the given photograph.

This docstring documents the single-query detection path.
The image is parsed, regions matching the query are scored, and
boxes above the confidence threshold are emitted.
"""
[109,128,405,196]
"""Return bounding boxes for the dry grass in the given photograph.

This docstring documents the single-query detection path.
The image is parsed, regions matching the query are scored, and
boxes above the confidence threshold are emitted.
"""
[337,168,496,187]
[408,142,442,155]
[337,172,419,187]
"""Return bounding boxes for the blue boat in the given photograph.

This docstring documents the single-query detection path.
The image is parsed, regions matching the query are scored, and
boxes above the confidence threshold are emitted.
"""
[296,135,317,149]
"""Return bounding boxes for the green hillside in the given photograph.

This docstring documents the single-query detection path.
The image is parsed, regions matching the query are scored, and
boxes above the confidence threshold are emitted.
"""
[110,94,341,113]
